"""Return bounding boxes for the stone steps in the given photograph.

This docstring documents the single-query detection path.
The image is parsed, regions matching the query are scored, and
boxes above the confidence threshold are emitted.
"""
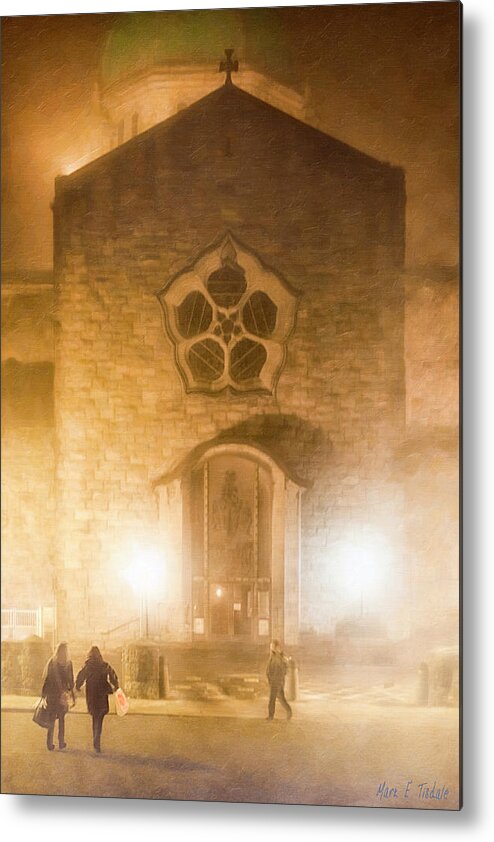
[171,672,264,701]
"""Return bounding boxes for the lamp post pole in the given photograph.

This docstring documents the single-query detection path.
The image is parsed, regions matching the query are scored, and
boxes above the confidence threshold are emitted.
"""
[139,595,149,639]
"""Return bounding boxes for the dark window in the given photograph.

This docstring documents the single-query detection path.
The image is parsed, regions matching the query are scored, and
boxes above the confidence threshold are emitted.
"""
[188,339,225,382]
[230,339,267,383]
[176,292,212,338]
[242,291,277,337]
[1,359,54,427]
[207,263,246,308]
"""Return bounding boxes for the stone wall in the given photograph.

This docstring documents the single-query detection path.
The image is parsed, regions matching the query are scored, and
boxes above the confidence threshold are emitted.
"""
[1,283,56,613]
[405,269,459,434]
[1,637,52,695]
[53,86,406,641]
[0,93,459,653]
[402,270,459,642]
[1,427,56,608]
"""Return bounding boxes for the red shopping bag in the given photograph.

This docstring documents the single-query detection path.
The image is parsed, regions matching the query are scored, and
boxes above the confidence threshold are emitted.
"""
[114,687,129,717]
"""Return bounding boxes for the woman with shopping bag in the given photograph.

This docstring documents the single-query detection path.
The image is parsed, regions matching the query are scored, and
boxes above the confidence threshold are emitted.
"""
[114,686,129,717]
[40,641,75,751]
[75,646,119,753]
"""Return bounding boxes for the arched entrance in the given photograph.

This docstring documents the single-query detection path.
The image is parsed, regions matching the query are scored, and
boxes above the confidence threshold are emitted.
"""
[190,451,272,641]
[155,441,305,644]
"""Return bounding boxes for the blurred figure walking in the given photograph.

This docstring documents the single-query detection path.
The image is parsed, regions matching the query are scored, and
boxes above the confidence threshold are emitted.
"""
[266,639,292,721]
[76,646,119,753]
[41,641,75,751]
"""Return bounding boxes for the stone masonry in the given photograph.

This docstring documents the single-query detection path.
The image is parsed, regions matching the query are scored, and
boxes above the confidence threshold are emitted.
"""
[51,84,407,643]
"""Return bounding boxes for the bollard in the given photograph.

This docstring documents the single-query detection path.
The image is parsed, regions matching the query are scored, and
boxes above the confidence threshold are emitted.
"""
[122,640,160,699]
[286,657,299,702]
[416,661,429,706]
[159,655,171,699]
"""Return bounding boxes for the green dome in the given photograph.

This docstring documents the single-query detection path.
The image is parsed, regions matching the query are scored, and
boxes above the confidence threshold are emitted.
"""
[101,8,292,88]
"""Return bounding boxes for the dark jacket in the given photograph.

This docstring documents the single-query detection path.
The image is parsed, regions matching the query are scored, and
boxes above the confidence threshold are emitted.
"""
[266,651,288,687]
[41,658,74,716]
[76,658,119,715]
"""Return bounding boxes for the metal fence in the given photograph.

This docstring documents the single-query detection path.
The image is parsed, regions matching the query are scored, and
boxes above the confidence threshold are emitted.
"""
[1,607,43,640]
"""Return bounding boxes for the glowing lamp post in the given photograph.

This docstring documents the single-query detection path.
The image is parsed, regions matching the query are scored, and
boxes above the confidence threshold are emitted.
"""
[344,546,376,615]
[333,530,393,616]
[123,548,163,639]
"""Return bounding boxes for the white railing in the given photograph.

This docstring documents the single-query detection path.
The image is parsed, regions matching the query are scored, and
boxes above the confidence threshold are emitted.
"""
[1,607,43,640]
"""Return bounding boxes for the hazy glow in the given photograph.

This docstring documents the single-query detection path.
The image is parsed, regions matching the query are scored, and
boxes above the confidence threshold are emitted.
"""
[331,527,396,609]
[215,587,223,598]
[122,544,165,598]
[58,145,105,176]
[2,9,459,272]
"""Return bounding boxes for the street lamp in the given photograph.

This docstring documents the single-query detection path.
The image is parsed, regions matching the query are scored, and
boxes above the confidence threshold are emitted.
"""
[332,528,393,615]
[344,545,376,615]
[123,547,163,639]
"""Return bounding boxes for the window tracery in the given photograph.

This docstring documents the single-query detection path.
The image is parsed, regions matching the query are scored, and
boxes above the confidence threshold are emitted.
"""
[157,234,299,394]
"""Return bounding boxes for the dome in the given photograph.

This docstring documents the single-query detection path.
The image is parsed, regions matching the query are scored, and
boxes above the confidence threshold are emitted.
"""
[101,8,293,89]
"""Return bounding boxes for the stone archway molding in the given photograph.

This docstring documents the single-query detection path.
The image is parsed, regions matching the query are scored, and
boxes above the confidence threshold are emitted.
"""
[154,438,305,645]
[153,435,311,491]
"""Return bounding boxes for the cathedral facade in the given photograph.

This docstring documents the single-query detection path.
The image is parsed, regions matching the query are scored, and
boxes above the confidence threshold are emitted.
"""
[1,11,459,652]
[49,77,406,645]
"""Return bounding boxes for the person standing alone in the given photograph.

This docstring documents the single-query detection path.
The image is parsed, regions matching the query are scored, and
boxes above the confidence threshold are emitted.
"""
[76,646,119,753]
[266,639,292,721]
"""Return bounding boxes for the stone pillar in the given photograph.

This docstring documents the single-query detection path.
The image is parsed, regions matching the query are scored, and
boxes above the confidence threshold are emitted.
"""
[122,640,160,699]
[284,481,302,646]
[271,469,303,646]
[157,479,187,640]
[270,468,286,643]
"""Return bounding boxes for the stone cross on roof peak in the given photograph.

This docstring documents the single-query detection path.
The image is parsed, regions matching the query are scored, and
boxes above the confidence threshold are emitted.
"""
[219,49,239,86]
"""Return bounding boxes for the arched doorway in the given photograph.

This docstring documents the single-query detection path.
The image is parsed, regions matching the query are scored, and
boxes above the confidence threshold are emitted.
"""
[190,451,272,641]
[155,441,305,644]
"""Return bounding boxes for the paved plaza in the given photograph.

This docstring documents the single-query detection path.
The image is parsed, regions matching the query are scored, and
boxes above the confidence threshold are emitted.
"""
[1,701,459,809]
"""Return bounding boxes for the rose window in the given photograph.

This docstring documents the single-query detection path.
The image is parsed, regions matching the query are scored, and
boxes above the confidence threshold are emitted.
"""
[176,292,213,338]
[158,234,299,394]
[207,261,246,308]
[243,291,277,338]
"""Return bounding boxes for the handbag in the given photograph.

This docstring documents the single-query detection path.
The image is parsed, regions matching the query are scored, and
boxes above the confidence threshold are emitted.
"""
[32,697,51,729]
[114,687,129,717]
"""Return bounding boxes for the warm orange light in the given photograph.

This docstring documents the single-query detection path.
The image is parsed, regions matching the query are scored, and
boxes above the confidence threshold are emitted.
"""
[122,546,164,598]
[331,527,396,608]
[58,145,104,176]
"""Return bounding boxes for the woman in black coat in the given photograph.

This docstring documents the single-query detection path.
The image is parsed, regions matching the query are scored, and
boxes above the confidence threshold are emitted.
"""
[76,646,119,753]
[41,641,75,751]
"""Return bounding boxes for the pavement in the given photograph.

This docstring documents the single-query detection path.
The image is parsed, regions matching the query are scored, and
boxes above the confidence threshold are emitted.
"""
[1,665,460,808]
[1,677,420,719]
[1,662,460,807]
[2,662,427,718]
[1,701,460,807]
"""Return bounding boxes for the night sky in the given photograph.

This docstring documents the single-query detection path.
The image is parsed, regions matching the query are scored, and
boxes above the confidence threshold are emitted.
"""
[1,3,460,273]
